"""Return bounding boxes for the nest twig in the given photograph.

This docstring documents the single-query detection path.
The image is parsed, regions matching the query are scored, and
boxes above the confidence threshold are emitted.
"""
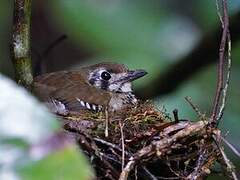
[60,101,236,179]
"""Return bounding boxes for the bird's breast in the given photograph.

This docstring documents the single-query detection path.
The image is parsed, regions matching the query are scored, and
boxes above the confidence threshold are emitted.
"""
[108,93,137,111]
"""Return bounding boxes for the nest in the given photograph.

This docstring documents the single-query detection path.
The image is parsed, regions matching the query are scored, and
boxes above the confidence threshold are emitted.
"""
[61,101,223,180]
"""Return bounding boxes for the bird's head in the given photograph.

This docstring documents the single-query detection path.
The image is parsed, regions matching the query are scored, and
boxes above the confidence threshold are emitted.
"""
[82,63,147,93]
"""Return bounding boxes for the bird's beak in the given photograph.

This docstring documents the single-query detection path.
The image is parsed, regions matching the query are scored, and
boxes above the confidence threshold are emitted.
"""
[115,69,148,83]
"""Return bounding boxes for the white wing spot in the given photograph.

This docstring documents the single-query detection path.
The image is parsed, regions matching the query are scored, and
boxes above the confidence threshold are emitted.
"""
[98,105,103,111]
[80,101,85,107]
[92,104,96,111]
[76,98,102,112]
[86,102,91,109]
[76,98,86,107]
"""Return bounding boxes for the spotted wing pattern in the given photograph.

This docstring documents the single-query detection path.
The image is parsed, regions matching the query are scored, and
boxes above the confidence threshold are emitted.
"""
[34,71,111,113]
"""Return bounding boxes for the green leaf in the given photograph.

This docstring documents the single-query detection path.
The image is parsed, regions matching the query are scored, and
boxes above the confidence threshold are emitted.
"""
[0,75,93,180]
[18,146,94,180]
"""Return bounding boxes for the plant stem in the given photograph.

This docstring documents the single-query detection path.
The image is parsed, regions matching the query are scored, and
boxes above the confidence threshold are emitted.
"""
[211,0,230,126]
[11,0,33,90]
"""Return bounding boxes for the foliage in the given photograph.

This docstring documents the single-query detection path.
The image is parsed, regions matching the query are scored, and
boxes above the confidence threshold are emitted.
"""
[0,75,93,180]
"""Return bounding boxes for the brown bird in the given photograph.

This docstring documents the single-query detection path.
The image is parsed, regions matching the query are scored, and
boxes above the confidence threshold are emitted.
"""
[33,63,147,115]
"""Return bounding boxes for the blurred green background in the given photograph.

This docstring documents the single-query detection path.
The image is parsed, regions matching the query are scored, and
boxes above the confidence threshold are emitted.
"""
[0,0,239,179]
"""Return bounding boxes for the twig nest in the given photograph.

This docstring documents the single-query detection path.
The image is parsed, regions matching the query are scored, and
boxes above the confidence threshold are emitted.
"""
[61,101,220,179]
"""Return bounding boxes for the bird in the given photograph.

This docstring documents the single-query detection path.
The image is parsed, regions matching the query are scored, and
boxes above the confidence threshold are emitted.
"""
[33,63,147,116]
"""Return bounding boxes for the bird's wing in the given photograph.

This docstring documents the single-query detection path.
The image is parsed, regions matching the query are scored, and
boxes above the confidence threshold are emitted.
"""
[34,71,111,112]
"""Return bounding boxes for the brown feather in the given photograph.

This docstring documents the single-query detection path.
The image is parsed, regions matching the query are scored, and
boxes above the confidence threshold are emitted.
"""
[34,71,111,111]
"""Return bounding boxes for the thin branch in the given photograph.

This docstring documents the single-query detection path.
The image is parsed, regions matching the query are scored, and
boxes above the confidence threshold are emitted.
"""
[141,167,158,180]
[78,133,120,179]
[43,35,67,58]
[215,0,224,26]
[211,0,230,126]
[172,109,179,123]
[94,138,158,180]
[94,138,124,153]
[34,35,67,76]
[119,122,125,171]
[217,31,231,122]
[213,135,238,180]
[136,11,240,100]
[186,148,209,180]
[11,0,33,89]
[185,96,203,118]
[119,121,208,180]
[105,108,109,137]
[119,159,136,180]
[219,147,238,180]
[221,137,240,158]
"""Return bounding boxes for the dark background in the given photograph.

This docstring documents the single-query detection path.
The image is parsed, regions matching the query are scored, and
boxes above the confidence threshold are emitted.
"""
[0,1,239,178]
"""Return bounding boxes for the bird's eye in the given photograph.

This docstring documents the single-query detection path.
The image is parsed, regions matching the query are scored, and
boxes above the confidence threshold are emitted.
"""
[101,71,111,81]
